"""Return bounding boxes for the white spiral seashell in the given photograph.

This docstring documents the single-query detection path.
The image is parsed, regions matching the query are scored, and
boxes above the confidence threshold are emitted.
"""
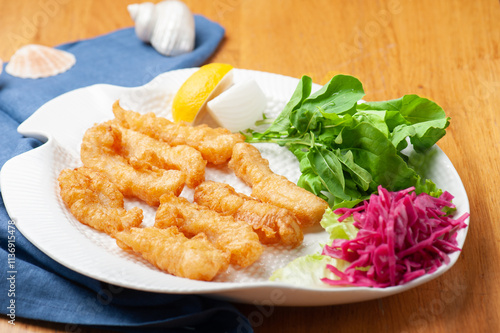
[6,44,76,79]
[128,1,195,57]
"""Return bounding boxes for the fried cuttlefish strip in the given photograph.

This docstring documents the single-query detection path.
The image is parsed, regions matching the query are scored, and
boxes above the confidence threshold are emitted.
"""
[81,123,185,206]
[58,167,143,236]
[115,227,229,281]
[112,101,245,165]
[105,122,206,188]
[194,181,303,248]
[155,193,263,267]
[228,143,329,228]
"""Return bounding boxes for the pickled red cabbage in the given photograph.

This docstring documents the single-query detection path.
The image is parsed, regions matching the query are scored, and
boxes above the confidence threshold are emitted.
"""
[321,186,468,288]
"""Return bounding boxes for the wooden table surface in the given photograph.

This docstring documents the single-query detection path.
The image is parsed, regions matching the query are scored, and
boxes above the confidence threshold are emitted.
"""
[1,0,499,332]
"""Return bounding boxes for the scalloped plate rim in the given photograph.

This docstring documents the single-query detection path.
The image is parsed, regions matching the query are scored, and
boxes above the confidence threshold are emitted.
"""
[0,68,470,306]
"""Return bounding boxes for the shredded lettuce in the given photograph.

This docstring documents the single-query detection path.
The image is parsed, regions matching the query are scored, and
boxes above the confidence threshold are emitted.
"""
[269,254,349,287]
[320,208,358,244]
[269,210,357,287]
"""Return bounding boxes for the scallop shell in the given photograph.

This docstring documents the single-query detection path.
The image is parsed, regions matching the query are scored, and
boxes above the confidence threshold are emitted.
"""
[128,0,195,56]
[6,44,76,79]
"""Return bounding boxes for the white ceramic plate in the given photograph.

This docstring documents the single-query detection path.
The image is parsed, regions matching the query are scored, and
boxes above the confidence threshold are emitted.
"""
[0,68,470,306]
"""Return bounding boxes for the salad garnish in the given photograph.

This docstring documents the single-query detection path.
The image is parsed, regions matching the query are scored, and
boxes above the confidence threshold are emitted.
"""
[255,74,468,288]
[246,75,450,208]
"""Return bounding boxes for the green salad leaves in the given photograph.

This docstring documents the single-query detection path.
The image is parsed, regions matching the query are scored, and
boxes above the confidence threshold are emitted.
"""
[246,75,449,208]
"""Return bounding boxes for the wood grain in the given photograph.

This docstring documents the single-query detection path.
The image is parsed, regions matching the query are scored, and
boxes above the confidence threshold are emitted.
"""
[1,0,499,332]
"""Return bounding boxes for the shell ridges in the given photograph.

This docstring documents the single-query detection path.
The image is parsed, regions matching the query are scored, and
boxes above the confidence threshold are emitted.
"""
[6,44,76,79]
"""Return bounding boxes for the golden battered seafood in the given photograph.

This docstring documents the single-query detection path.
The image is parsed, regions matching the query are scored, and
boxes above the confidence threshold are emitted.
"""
[58,167,143,236]
[112,101,245,165]
[80,123,185,206]
[228,143,328,228]
[116,227,229,281]
[194,181,303,247]
[155,193,263,267]
[105,122,206,188]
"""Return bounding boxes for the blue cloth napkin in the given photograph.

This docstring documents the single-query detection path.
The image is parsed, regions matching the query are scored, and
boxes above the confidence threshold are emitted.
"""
[0,16,252,333]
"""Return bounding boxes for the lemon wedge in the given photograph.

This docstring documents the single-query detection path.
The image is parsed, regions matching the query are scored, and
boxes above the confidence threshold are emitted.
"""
[171,63,233,123]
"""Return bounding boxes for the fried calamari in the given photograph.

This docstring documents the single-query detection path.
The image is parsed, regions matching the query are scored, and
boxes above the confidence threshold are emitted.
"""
[80,123,185,206]
[112,101,245,165]
[155,193,263,267]
[228,143,328,228]
[116,227,229,281]
[58,167,143,236]
[105,122,206,188]
[194,181,303,247]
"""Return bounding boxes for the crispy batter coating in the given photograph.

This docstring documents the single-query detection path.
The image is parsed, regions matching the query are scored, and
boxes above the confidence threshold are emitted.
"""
[80,123,185,206]
[115,227,229,281]
[155,193,263,267]
[194,181,303,247]
[112,101,245,165]
[104,122,206,188]
[227,142,272,185]
[228,143,329,228]
[58,167,143,236]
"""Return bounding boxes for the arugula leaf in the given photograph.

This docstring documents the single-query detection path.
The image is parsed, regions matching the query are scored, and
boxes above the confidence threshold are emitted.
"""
[338,122,421,192]
[307,146,349,200]
[337,150,372,191]
[246,74,450,208]
[290,75,365,133]
[255,75,312,137]
[358,95,450,152]
[353,110,391,137]
[357,97,403,112]
[309,74,365,117]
